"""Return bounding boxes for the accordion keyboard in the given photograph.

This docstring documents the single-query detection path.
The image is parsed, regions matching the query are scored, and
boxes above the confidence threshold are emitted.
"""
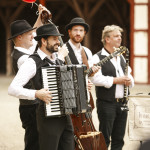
[42,67,62,116]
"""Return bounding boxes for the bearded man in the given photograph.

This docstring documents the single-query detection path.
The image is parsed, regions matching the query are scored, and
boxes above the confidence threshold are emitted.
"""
[65,17,103,149]
[65,17,93,67]
[65,17,100,90]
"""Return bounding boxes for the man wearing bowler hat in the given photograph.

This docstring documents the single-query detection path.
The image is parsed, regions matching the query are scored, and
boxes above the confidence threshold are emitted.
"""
[65,17,100,84]
[65,17,92,66]
[8,4,48,150]
[8,23,74,150]
[65,17,101,149]
[65,18,100,96]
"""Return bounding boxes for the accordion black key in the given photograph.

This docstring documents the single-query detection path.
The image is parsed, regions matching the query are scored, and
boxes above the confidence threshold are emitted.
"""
[41,65,88,117]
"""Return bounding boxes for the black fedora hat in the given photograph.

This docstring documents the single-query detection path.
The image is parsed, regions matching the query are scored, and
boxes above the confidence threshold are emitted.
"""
[65,17,89,32]
[8,20,36,40]
[34,23,63,41]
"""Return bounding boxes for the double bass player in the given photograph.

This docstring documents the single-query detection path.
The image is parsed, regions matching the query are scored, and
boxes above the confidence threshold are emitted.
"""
[65,17,107,150]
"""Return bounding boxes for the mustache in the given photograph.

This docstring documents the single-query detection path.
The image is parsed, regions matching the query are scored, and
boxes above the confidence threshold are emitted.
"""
[54,43,60,47]
[75,35,81,38]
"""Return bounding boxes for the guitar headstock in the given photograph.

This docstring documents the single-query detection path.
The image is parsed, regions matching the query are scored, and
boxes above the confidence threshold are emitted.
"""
[112,46,128,57]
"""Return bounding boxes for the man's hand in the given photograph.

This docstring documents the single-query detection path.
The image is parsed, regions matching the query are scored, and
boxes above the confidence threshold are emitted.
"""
[87,79,93,92]
[35,89,52,104]
[58,45,69,61]
[33,4,51,28]
[38,4,50,16]
[89,65,101,77]
[113,76,132,86]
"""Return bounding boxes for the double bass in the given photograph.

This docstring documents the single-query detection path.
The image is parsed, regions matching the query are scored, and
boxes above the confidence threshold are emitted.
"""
[64,37,107,150]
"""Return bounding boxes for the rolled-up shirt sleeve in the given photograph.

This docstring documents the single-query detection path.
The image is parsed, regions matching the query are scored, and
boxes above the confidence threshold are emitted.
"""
[8,58,37,100]
[89,54,114,88]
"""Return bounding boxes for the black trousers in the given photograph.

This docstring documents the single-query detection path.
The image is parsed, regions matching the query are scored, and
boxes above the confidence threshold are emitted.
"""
[36,103,74,150]
[19,104,39,150]
[96,99,127,150]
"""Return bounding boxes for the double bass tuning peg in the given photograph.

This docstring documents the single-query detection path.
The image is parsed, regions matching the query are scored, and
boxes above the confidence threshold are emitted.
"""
[35,3,52,24]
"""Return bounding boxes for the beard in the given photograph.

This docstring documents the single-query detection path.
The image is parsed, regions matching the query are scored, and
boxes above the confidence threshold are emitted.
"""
[71,35,84,43]
[46,40,59,53]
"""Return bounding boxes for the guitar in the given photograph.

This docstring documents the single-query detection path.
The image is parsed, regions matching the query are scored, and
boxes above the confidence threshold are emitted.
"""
[86,46,127,77]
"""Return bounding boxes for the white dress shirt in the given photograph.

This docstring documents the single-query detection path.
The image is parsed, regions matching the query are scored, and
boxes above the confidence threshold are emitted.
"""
[67,40,93,67]
[8,49,56,100]
[90,48,134,98]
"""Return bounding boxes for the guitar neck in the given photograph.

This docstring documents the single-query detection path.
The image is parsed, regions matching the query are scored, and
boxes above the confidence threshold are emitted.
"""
[86,53,113,76]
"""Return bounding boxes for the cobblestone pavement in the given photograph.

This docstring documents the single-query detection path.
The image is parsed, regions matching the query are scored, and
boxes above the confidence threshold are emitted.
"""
[0,75,150,150]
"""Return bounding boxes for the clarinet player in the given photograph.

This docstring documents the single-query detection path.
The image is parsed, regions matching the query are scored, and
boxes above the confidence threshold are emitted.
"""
[90,25,134,150]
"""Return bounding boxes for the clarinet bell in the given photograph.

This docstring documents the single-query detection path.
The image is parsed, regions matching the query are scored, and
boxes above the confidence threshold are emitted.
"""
[121,104,129,111]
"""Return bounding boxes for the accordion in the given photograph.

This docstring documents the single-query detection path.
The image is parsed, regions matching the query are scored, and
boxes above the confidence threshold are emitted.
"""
[41,65,89,117]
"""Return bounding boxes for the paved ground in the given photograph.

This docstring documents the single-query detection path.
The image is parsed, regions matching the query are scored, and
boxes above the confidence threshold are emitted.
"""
[0,74,150,150]
[0,75,24,150]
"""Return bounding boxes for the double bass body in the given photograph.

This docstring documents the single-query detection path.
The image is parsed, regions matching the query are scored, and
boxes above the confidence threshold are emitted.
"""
[71,95,107,150]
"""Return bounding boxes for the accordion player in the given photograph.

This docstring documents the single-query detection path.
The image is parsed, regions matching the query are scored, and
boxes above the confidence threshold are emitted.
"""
[41,64,89,117]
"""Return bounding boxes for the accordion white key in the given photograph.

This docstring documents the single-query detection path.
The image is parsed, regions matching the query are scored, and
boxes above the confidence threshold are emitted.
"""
[41,65,89,117]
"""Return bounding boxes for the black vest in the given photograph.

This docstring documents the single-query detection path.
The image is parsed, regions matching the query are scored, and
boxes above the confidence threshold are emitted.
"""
[95,50,126,101]
[29,53,49,90]
[66,42,88,64]
[12,49,38,105]
[12,49,28,73]
[29,53,64,101]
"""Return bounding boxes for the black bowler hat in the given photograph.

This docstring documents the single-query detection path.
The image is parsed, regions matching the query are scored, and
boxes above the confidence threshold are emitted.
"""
[65,17,89,32]
[34,23,63,41]
[8,20,36,40]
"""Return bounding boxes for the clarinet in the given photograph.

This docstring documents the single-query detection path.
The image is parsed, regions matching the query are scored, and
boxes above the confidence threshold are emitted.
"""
[121,48,129,111]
